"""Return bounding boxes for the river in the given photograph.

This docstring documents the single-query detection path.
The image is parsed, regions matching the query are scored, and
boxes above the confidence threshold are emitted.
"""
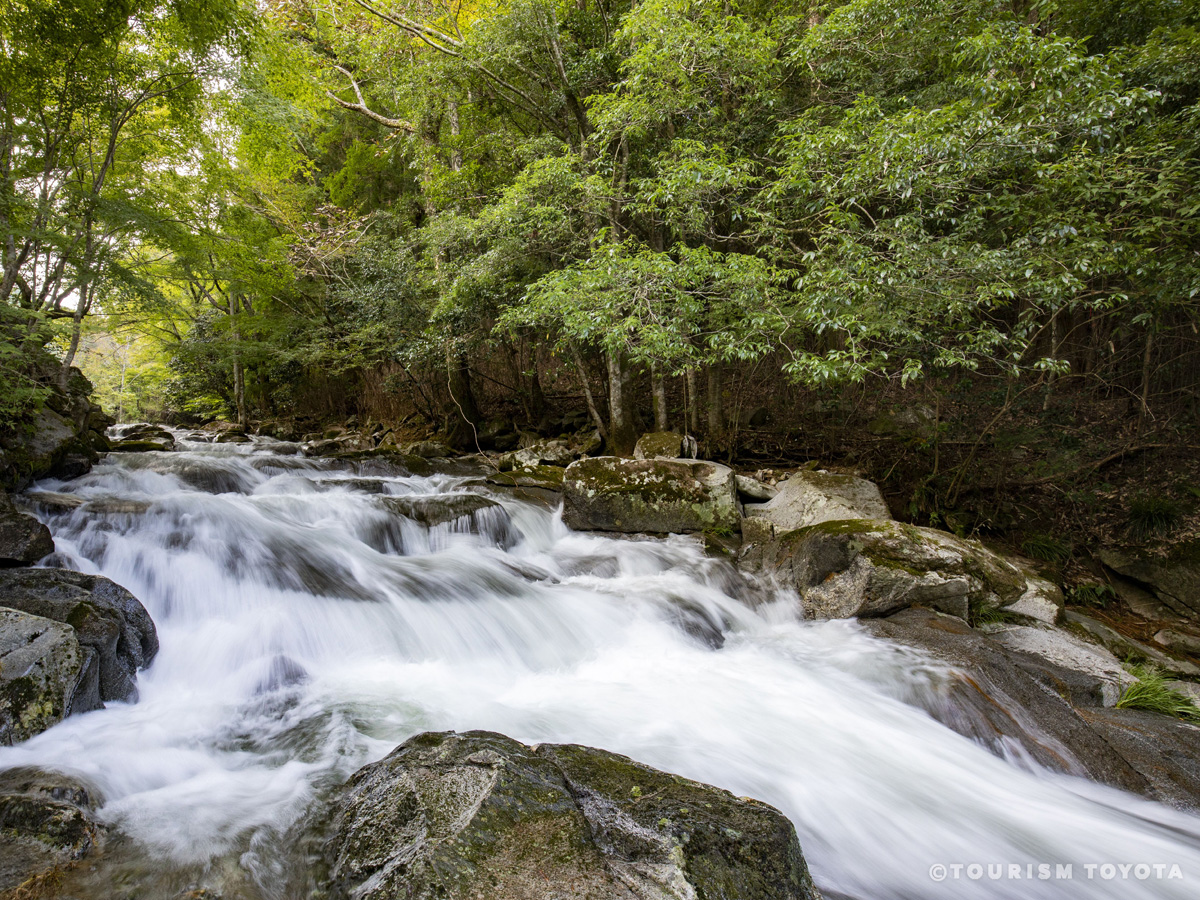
[4,434,1199,898]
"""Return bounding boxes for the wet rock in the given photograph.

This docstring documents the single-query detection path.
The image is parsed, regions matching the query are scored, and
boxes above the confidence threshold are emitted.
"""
[563,457,739,535]
[0,609,89,745]
[744,469,890,537]
[109,424,176,452]
[0,767,104,891]
[486,465,565,492]
[0,569,158,703]
[214,431,250,444]
[320,730,820,900]
[0,494,54,566]
[865,609,1151,793]
[742,519,1025,620]
[1099,543,1200,620]
[1075,708,1200,809]
[379,493,497,527]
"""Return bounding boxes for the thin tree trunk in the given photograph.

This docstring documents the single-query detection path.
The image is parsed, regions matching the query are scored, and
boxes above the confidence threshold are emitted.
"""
[651,364,668,431]
[570,342,608,442]
[446,347,482,449]
[230,295,247,427]
[606,347,637,455]
[706,365,723,437]
[686,367,699,432]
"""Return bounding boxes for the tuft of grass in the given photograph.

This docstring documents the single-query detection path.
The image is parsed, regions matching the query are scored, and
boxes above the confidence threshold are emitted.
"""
[1115,666,1200,722]
[1021,532,1072,564]
[1127,495,1182,541]
[1069,582,1117,609]
[971,604,1026,628]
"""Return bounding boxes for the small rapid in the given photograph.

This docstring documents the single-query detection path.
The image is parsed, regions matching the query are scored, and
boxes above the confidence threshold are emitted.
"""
[4,435,1199,899]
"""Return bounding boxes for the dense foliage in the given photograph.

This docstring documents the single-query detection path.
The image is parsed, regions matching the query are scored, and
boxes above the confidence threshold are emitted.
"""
[4,0,1200,492]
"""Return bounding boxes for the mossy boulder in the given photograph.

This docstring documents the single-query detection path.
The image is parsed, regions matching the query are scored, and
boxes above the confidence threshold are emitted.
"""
[0,494,53,566]
[487,465,565,492]
[320,730,820,900]
[743,469,890,535]
[633,431,694,461]
[742,518,1026,620]
[0,609,93,745]
[562,456,739,535]
[0,767,103,891]
[0,569,158,704]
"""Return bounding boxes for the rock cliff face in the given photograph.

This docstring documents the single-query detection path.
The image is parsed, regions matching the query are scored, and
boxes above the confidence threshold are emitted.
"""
[0,361,112,491]
[320,730,822,900]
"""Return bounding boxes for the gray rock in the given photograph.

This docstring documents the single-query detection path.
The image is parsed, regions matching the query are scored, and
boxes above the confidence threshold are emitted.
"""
[1167,681,1200,704]
[499,438,574,469]
[321,730,820,900]
[0,569,158,703]
[0,767,104,891]
[1063,611,1200,678]
[1099,543,1200,620]
[743,469,890,535]
[0,494,53,566]
[404,440,452,459]
[735,474,778,502]
[988,624,1129,706]
[563,457,740,534]
[0,609,90,745]
[1075,708,1200,810]
[1153,627,1200,658]
[1004,562,1064,625]
[742,519,1026,620]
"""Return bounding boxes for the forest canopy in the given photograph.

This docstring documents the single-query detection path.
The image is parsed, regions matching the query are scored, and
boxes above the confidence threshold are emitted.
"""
[2,0,1198,461]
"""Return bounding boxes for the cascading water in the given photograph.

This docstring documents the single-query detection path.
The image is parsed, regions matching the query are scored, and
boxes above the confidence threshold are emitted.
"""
[4,434,1199,899]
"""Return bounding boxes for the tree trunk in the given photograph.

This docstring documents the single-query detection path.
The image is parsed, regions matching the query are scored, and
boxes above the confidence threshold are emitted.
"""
[230,295,247,427]
[706,365,723,437]
[685,367,699,432]
[1139,326,1154,431]
[651,364,668,432]
[570,342,608,442]
[606,347,637,455]
[446,347,482,449]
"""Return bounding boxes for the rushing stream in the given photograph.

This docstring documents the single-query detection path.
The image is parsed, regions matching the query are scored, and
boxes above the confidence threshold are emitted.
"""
[4,434,1200,899]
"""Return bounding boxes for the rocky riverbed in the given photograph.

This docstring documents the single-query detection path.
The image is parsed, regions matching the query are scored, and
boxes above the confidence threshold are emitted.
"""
[2,426,1200,899]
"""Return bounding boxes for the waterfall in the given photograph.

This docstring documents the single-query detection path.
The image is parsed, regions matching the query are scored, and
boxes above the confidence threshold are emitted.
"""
[5,434,1199,899]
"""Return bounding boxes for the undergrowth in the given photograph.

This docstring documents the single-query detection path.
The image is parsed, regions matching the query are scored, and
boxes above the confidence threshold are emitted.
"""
[1115,666,1200,722]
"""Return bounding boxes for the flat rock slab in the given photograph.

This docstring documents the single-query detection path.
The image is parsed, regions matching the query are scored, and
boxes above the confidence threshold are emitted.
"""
[0,569,158,703]
[321,730,820,900]
[744,469,890,534]
[562,456,739,534]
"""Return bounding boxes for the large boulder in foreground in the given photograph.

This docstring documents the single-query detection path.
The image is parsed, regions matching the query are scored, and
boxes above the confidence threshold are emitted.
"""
[0,767,104,891]
[0,494,53,566]
[0,569,158,703]
[743,469,891,537]
[741,519,1025,620]
[321,730,820,900]
[563,456,740,534]
[0,609,96,745]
